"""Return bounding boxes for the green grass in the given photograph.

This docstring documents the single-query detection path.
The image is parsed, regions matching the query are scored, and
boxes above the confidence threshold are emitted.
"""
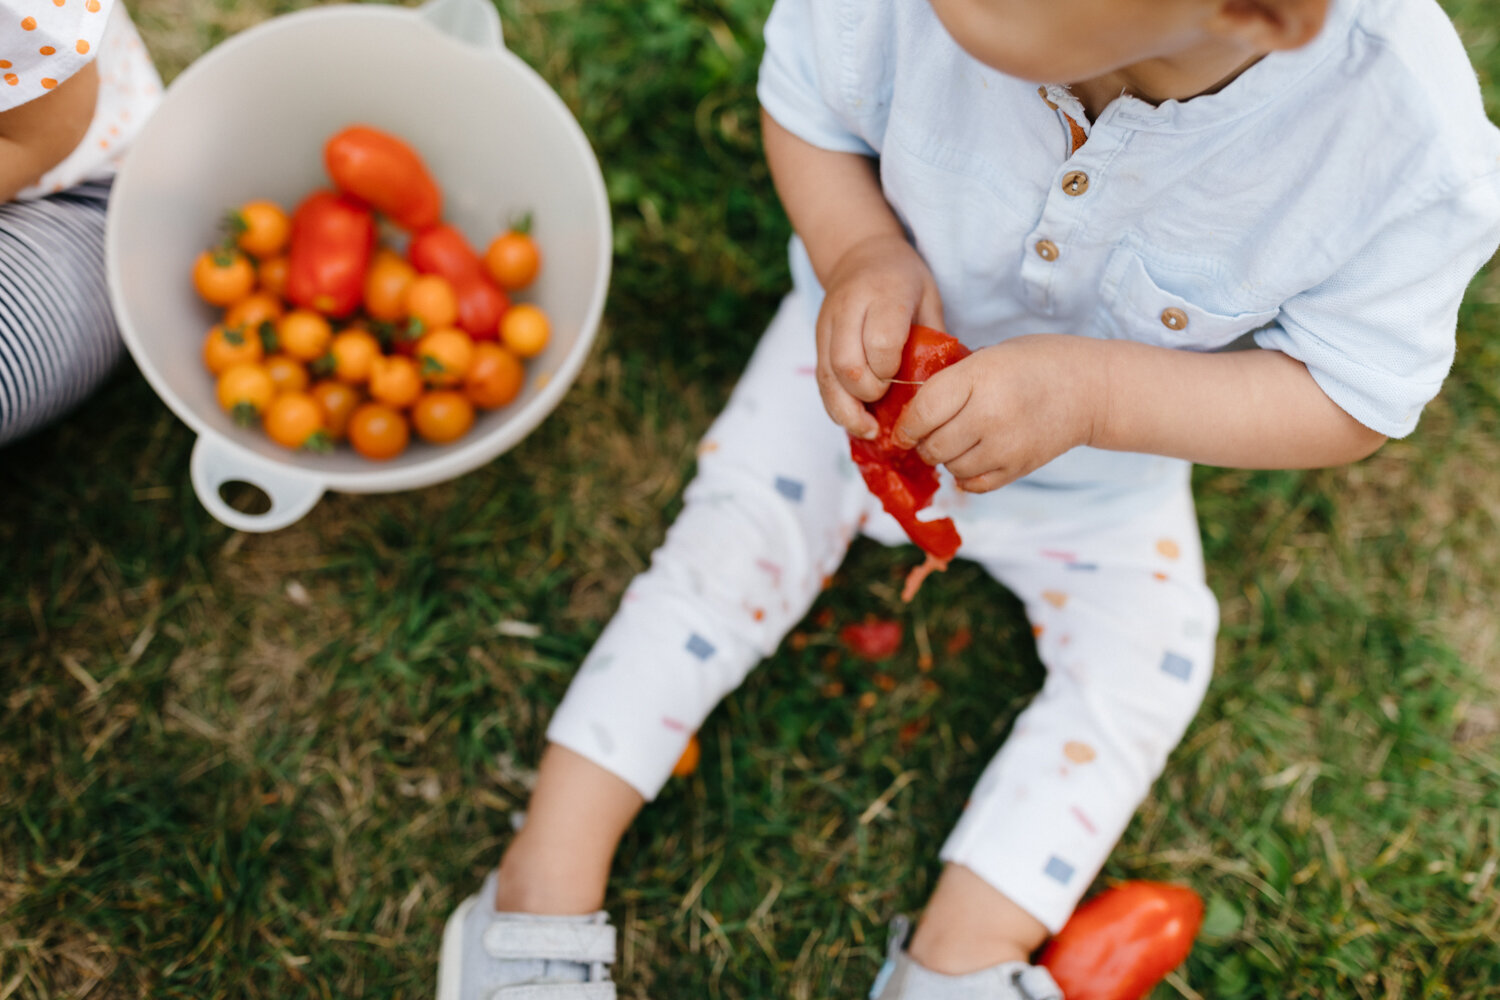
[4,1,1500,997]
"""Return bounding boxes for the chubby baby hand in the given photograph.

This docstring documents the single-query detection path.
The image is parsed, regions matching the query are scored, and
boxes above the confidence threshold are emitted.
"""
[892,334,1107,493]
[815,234,945,440]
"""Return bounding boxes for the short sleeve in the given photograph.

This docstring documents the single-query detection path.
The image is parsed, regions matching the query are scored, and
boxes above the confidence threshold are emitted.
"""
[1254,176,1500,438]
[757,0,873,156]
[0,0,113,112]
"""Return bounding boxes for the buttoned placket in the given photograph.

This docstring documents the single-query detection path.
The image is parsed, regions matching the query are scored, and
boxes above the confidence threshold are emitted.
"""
[1019,86,1109,317]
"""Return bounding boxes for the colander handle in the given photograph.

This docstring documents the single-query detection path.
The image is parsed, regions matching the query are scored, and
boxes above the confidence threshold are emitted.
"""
[190,435,326,533]
[419,0,504,50]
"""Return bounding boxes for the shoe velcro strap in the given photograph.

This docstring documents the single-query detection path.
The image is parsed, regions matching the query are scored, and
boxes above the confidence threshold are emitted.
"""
[490,983,617,1000]
[482,921,616,965]
[1013,965,1064,1000]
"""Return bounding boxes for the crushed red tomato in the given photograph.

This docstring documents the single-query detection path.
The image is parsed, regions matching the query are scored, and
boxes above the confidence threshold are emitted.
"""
[839,618,903,661]
[849,324,971,601]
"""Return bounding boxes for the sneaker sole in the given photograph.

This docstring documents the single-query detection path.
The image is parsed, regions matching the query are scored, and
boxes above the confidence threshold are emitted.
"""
[437,894,479,1000]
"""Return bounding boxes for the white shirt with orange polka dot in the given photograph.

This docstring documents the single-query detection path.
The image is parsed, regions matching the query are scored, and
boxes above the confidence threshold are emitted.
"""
[1,0,161,199]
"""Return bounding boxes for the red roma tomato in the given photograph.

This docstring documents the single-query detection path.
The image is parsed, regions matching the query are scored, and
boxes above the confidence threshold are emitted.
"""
[324,125,442,231]
[408,224,509,340]
[285,190,376,318]
[839,619,903,661]
[1039,882,1204,1000]
[849,324,971,602]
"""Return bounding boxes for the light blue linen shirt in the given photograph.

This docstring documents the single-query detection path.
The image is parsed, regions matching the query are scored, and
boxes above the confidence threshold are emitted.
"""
[758,0,1500,492]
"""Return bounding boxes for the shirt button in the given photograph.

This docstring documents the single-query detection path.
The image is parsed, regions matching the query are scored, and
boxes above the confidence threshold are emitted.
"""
[1161,307,1189,331]
[1035,240,1060,262]
[1062,171,1089,196]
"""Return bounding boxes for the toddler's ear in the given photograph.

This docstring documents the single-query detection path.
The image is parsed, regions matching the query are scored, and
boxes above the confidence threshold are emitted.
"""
[1209,0,1331,52]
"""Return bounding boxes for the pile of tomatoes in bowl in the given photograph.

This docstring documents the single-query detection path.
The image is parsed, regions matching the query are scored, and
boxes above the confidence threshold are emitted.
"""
[193,125,550,461]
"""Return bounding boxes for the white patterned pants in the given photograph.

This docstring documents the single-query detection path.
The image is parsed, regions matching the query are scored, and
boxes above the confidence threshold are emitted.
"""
[547,294,1219,931]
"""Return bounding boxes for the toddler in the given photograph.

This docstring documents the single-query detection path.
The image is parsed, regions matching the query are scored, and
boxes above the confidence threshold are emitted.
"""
[0,0,160,446]
[439,0,1500,997]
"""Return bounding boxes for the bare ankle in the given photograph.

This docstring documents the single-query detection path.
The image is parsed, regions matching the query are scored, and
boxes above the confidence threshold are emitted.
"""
[906,933,1031,975]
[494,836,609,915]
[907,864,1049,975]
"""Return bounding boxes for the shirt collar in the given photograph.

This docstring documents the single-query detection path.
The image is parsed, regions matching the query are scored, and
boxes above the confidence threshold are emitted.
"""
[1076,0,1361,134]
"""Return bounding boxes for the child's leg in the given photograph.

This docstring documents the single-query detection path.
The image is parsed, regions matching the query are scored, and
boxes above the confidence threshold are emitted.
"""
[495,291,868,904]
[0,181,121,447]
[910,480,1218,973]
[493,745,644,914]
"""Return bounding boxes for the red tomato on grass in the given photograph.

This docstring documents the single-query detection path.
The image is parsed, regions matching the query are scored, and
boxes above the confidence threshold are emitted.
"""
[839,619,904,661]
[1038,881,1204,1000]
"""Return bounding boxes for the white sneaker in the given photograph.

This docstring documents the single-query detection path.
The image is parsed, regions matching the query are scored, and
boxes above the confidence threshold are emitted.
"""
[437,870,618,1000]
[869,917,1064,1000]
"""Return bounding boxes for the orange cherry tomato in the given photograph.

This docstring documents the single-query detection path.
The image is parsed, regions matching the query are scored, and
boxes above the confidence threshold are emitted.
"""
[484,228,541,291]
[310,379,361,439]
[229,200,290,259]
[263,391,331,451]
[415,327,474,386]
[224,292,284,341]
[193,248,256,307]
[411,389,475,444]
[329,328,382,384]
[363,250,416,323]
[264,355,310,395]
[278,309,333,362]
[499,303,550,358]
[216,363,274,425]
[203,323,264,375]
[367,354,424,408]
[671,734,701,778]
[347,402,410,460]
[404,274,458,331]
[464,342,525,409]
[258,256,290,299]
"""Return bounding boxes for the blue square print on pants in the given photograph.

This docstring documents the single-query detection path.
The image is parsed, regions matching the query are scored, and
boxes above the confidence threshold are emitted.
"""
[774,477,805,502]
[1044,856,1075,885]
[1160,652,1193,681]
[686,633,716,660]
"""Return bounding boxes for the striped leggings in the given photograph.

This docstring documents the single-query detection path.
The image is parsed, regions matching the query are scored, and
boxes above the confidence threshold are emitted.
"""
[0,180,121,448]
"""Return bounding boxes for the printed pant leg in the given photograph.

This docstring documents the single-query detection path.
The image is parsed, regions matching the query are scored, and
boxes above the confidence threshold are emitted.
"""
[938,479,1219,932]
[0,181,121,448]
[546,293,869,800]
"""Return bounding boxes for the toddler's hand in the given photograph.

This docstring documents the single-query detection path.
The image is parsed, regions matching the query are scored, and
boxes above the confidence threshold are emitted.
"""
[816,234,945,439]
[892,335,1107,493]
